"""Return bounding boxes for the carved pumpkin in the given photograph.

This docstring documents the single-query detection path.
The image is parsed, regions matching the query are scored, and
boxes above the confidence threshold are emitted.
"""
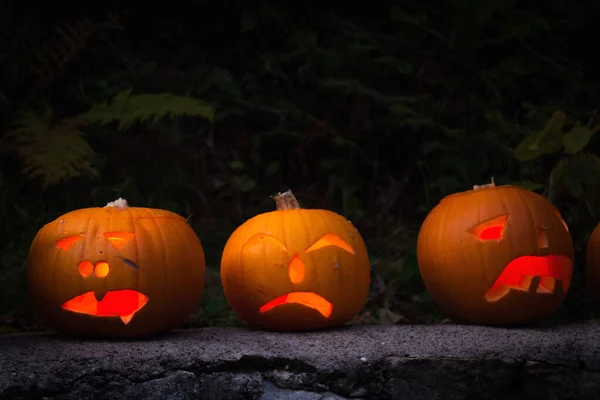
[417,181,573,326]
[27,198,206,338]
[220,190,370,331]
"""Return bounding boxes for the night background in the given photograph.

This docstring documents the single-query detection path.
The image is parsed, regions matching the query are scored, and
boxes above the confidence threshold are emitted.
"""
[1,0,600,333]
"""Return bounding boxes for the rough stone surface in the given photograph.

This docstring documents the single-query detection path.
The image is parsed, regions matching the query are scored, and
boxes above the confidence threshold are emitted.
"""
[1,323,600,399]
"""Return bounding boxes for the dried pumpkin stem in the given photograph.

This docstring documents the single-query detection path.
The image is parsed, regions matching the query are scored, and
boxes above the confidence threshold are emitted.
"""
[272,190,300,210]
[104,198,130,208]
[473,177,496,190]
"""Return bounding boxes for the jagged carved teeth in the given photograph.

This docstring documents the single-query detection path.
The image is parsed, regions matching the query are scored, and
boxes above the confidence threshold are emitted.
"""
[536,276,557,293]
[483,255,572,302]
[484,274,566,302]
[506,275,561,293]
[120,313,135,325]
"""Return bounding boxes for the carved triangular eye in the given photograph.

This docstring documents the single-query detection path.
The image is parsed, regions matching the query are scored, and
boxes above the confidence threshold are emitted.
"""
[305,233,355,255]
[56,234,83,251]
[468,215,508,241]
[104,232,135,249]
[242,233,289,253]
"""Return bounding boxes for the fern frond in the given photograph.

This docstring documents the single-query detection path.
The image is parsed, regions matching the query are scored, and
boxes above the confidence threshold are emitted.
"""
[80,89,215,130]
[32,13,123,85]
[5,108,97,188]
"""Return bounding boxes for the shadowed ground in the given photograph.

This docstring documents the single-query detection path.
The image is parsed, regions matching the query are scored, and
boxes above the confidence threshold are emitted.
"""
[1,323,600,399]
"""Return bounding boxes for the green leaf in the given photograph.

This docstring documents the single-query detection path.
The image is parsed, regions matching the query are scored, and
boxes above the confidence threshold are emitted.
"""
[563,124,595,154]
[332,135,361,150]
[230,160,245,170]
[566,180,584,198]
[389,104,417,117]
[513,110,566,161]
[233,175,256,192]
[6,108,97,188]
[80,89,215,131]
[549,157,569,191]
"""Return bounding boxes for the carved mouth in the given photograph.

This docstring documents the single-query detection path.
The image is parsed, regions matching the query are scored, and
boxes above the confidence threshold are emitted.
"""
[259,292,333,318]
[62,290,149,325]
[484,255,573,302]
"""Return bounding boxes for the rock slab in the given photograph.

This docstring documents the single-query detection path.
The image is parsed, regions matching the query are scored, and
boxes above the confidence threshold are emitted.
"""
[1,323,600,399]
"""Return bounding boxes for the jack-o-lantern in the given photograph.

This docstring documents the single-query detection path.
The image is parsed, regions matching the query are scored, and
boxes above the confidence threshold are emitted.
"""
[220,190,370,331]
[417,180,574,326]
[27,198,206,338]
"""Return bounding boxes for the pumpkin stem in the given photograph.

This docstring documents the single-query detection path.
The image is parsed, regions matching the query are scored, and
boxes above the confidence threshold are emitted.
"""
[473,177,495,190]
[104,198,130,208]
[272,190,301,210]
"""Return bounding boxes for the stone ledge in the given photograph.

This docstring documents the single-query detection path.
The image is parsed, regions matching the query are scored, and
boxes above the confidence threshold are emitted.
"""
[1,322,600,400]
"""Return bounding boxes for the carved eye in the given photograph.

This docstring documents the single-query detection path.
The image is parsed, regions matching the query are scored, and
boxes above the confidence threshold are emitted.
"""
[55,234,83,251]
[305,233,355,255]
[468,215,508,241]
[242,233,290,254]
[103,232,135,249]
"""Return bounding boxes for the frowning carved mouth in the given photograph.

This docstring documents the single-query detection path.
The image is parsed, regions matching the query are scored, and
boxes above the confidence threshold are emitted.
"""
[259,292,333,318]
[484,255,572,302]
[62,290,149,325]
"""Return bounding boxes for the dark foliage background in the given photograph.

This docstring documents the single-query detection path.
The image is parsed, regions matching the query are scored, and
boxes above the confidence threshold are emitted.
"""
[1,0,600,332]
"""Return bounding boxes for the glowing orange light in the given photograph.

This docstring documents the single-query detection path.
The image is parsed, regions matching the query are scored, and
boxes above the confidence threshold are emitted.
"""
[288,254,305,283]
[305,233,355,254]
[103,232,135,250]
[77,261,94,277]
[469,215,508,240]
[259,292,333,318]
[56,235,83,251]
[241,232,290,253]
[61,290,149,325]
[484,255,572,302]
[94,262,110,278]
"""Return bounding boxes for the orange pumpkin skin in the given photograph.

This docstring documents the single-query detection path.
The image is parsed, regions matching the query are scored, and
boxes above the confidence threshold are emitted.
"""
[220,190,370,331]
[27,198,206,339]
[417,182,574,326]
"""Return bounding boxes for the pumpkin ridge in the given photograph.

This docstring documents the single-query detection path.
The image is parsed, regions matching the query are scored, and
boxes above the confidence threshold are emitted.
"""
[125,205,142,297]
[512,187,537,252]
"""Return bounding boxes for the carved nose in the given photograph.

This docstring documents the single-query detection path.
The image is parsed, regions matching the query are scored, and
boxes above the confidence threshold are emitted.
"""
[77,261,110,278]
[288,254,305,284]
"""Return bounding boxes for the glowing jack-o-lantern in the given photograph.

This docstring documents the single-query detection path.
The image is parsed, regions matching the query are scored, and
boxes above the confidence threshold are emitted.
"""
[27,198,206,338]
[220,190,370,331]
[417,180,574,326]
